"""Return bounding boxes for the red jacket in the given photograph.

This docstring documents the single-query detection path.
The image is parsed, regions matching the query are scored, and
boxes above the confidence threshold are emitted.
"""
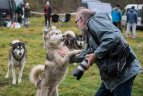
[44,5,52,16]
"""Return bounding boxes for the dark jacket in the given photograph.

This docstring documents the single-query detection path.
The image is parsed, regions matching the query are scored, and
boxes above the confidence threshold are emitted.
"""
[25,7,30,17]
[16,4,23,15]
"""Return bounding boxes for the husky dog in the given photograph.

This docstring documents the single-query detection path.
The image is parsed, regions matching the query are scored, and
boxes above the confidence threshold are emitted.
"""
[43,26,57,48]
[5,40,27,84]
[63,30,86,50]
[30,29,81,96]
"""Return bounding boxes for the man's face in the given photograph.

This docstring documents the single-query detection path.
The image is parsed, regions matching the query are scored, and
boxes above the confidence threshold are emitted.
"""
[75,15,87,35]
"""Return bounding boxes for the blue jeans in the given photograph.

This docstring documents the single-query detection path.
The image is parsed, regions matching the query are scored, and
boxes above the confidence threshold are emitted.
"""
[95,76,136,96]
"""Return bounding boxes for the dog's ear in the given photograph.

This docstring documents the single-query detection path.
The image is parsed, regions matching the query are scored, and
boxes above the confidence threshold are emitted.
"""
[45,32,51,40]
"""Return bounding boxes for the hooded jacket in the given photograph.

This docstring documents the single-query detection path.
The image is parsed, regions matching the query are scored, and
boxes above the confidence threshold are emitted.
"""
[127,8,138,24]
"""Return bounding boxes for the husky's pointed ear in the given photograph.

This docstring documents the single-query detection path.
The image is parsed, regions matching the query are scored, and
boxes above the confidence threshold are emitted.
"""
[45,34,50,40]
[46,31,52,40]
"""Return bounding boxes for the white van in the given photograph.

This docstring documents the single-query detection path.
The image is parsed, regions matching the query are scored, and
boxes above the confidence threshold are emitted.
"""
[121,4,143,28]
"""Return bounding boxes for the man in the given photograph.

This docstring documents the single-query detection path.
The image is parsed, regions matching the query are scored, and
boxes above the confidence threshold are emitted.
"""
[126,6,138,39]
[111,4,122,32]
[24,2,30,27]
[44,1,52,26]
[71,8,141,96]
[16,3,23,24]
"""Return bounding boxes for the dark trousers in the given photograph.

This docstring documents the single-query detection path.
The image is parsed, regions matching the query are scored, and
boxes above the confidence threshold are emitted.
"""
[95,76,136,96]
[113,22,122,32]
[44,15,51,26]
[17,15,22,24]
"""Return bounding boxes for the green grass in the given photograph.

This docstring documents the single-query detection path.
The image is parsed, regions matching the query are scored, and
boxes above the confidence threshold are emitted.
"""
[0,17,143,96]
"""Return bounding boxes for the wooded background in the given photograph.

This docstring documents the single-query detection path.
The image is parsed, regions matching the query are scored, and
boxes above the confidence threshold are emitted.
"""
[25,0,142,13]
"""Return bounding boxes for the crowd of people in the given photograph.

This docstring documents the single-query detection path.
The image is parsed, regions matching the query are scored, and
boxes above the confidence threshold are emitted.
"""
[15,1,52,28]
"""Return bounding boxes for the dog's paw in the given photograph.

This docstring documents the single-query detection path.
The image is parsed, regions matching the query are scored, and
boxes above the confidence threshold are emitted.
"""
[74,50,82,54]
[70,50,81,55]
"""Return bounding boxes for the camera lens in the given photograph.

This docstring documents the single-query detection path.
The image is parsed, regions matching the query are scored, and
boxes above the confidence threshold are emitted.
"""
[77,59,88,71]
[72,59,89,80]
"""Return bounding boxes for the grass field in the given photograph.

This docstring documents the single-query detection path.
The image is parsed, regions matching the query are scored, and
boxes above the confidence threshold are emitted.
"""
[0,17,143,96]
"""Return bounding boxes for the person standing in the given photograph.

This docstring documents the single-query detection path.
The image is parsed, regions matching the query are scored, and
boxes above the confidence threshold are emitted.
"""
[16,3,23,24]
[69,8,141,96]
[126,6,138,39]
[24,2,30,26]
[111,4,122,32]
[44,1,52,26]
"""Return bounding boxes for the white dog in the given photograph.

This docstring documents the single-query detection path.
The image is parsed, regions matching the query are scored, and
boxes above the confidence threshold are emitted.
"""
[30,29,81,96]
[5,40,27,84]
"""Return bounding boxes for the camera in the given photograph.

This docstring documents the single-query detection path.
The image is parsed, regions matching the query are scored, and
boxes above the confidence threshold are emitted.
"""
[72,59,89,80]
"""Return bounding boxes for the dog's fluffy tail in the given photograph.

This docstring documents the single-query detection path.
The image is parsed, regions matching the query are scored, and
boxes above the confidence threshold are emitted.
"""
[30,64,45,86]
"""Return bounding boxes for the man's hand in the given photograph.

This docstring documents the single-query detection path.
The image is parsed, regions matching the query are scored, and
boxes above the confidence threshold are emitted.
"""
[85,53,96,68]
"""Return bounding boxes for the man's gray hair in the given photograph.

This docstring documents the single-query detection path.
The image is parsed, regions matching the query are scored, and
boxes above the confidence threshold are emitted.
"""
[76,8,95,21]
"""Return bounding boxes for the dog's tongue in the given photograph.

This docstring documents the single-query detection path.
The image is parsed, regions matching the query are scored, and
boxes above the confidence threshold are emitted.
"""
[58,46,69,57]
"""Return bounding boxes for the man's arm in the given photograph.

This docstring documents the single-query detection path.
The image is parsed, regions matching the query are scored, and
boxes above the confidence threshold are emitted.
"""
[88,16,121,59]
[135,12,138,24]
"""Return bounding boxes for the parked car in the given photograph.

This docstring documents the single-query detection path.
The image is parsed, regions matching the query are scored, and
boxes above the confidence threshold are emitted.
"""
[121,4,143,28]
[0,0,16,27]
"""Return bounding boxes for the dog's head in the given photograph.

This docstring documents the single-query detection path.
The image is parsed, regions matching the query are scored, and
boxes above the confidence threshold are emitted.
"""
[46,29,64,47]
[76,35,86,48]
[10,40,26,59]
